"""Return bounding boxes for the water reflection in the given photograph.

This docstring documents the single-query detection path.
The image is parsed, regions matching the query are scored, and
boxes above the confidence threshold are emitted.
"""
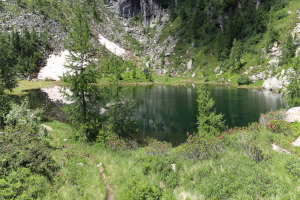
[18,84,288,145]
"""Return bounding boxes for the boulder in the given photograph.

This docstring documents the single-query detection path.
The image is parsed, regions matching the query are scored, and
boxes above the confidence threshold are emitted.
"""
[262,77,282,90]
[187,59,192,70]
[285,107,300,123]
[41,124,53,132]
[214,66,220,73]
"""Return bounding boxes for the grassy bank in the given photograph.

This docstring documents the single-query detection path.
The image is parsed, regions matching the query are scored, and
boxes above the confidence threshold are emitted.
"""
[9,80,64,95]
[41,118,299,199]
[11,75,263,96]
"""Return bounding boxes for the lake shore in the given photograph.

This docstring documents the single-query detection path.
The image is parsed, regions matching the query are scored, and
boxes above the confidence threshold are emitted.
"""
[11,77,264,95]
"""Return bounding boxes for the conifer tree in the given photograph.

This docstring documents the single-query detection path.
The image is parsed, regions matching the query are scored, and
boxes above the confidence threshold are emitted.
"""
[62,4,101,140]
[229,38,243,71]
[0,33,17,127]
[197,86,225,137]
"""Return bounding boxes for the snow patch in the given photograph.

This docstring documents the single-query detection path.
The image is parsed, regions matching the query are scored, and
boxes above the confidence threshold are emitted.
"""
[38,51,71,81]
[98,34,127,58]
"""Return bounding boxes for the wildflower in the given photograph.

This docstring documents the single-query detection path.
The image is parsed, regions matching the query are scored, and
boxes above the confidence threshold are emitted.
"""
[218,137,222,139]
[9,124,12,127]
[21,136,23,138]
[272,126,275,129]
[187,132,189,135]
[214,144,217,146]
[190,140,193,143]
[57,172,60,176]
[181,143,184,146]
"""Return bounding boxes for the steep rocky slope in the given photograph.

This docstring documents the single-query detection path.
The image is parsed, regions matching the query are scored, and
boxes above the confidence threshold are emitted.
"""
[0,0,299,87]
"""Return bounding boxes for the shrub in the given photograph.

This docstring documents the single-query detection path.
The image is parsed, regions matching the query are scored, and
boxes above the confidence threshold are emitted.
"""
[0,168,47,200]
[107,98,138,139]
[259,110,290,134]
[177,134,224,160]
[123,177,163,200]
[5,98,47,138]
[105,135,138,151]
[144,138,172,156]
[286,73,300,107]
[0,126,57,180]
[265,120,290,134]
[142,156,180,189]
[237,75,251,85]
[237,123,272,162]
[285,156,300,180]
[259,110,286,126]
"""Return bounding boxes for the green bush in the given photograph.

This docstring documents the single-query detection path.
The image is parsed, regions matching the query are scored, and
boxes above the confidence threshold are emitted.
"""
[107,98,138,139]
[285,156,300,180]
[123,178,163,200]
[142,156,180,189]
[144,138,172,156]
[0,167,47,200]
[177,134,224,160]
[237,123,272,162]
[105,135,138,151]
[237,75,251,85]
[0,126,57,180]
[5,98,47,138]
[287,73,300,107]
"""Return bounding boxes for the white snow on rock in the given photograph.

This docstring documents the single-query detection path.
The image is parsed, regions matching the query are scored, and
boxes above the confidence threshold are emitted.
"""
[38,51,71,81]
[98,34,127,58]
[286,107,300,123]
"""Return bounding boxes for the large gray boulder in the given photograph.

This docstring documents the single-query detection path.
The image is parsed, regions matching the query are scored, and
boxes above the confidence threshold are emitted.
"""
[262,77,282,90]
[286,107,300,123]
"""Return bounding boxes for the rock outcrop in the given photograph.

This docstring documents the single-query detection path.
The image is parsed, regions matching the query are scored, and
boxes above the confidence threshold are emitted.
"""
[106,0,165,27]
[286,107,300,123]
[0,10,66,50]
[262,77,283,90]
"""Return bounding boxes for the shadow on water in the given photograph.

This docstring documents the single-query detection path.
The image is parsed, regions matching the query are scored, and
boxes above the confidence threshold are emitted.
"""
[13,84,288,145]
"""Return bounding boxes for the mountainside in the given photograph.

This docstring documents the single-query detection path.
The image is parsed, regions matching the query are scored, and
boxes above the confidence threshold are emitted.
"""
[0,0,299,88]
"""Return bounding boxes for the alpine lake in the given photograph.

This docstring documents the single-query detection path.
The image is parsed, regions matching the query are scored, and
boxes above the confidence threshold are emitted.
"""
[15,84,288,145]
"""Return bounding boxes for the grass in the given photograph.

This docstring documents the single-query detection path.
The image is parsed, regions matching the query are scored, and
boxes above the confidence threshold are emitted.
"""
[41,120,300,199]
[9,80,64,95]
[43,121,106,199]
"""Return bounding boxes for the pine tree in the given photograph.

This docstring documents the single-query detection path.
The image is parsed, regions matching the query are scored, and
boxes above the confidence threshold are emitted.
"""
[197,86,225,137]
[281,33,296,64]
[0,33,17,127]
[62,4,101,140]
[229,38,243,71]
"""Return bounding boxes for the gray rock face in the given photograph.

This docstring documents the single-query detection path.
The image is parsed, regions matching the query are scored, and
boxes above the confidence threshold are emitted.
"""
[262,77,283,90]
[106,0,140,19]
[140,0,164,27]
[0,10,66,51]
[106,0,165,27]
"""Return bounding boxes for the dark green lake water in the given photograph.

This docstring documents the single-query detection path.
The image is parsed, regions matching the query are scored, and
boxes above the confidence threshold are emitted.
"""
[20,84,288,145]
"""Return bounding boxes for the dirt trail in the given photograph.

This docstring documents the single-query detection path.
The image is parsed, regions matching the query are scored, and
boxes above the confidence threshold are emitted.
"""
[97,163,114,200]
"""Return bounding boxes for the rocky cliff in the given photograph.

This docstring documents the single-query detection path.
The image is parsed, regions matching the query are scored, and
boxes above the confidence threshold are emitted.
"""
[106,0,165,27]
